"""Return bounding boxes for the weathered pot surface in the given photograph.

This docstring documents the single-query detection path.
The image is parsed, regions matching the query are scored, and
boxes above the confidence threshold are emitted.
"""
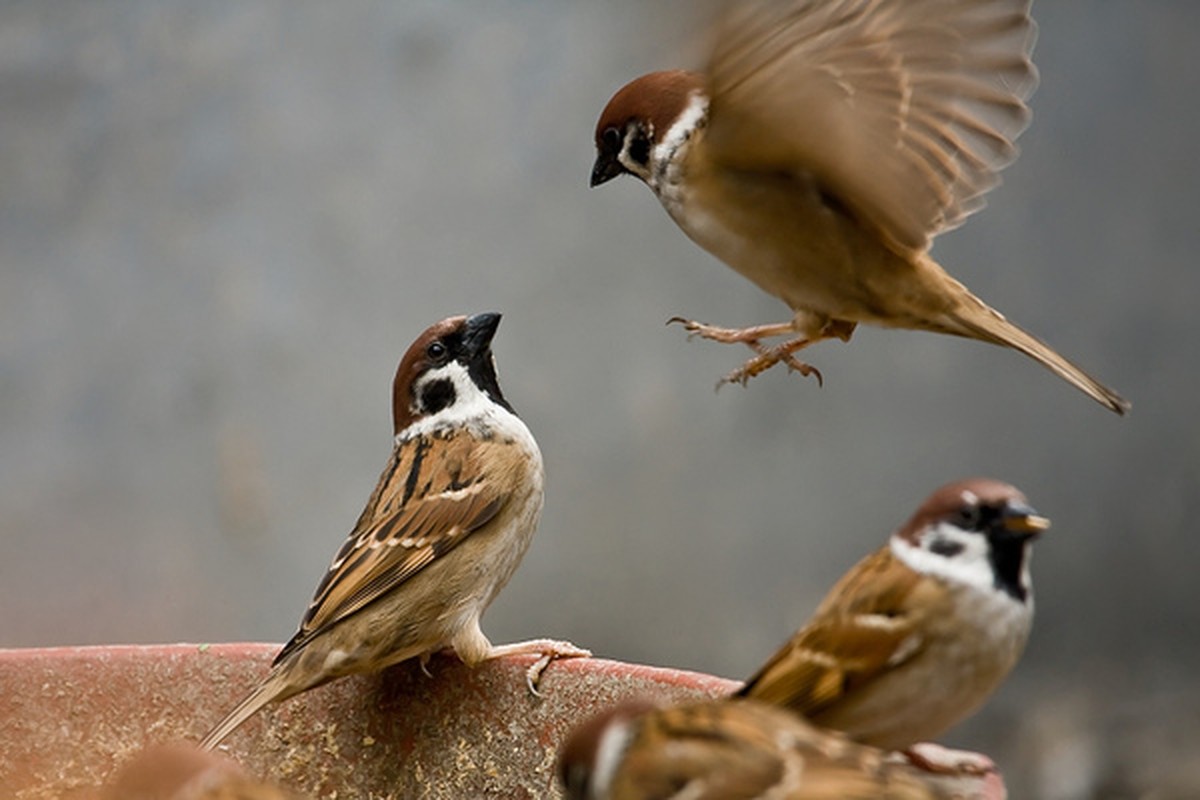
[0,643,1005,798]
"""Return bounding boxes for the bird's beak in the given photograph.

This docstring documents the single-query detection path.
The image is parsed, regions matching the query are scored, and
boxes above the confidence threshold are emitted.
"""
[462,312,502,357]
[590,151,624,187]
[1002,503,1051,537]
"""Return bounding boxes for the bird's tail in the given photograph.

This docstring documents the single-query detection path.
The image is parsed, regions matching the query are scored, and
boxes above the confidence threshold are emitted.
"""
[199,671,295,751]
[942,291,1130,415]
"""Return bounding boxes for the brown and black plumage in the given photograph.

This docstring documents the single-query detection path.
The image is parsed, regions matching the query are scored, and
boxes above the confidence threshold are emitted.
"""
[592,0,1129,412]
[559,698,995,799]
[199,313,587,750]
[738,479,1046,750]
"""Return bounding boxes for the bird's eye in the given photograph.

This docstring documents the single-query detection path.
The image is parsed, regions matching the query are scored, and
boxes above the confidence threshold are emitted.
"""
[601,126,622,151]
[426,341,447,360]
[956,506,983,530]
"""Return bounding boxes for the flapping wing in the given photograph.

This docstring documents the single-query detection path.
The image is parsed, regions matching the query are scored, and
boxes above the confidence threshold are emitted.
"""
[275,430,515,663]
[705,0,1037,253]
[738,548,939,716]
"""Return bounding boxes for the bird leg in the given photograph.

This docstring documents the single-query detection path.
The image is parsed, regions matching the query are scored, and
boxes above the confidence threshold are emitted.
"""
[485,639,593,696]
[667,317,827,387]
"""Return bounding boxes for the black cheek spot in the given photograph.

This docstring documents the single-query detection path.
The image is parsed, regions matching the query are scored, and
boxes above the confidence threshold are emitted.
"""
[929,538,965,558]
[629,133,651,167]
[420,378,455,415]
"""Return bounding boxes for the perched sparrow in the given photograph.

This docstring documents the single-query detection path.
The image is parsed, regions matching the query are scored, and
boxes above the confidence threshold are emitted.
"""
[200,313,588,749]
[737,478,1047,753]
[591,0,1129,414]
[558,698,1000,799]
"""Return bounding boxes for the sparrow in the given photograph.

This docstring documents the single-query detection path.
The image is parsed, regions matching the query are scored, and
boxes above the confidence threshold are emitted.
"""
[737,478,1047,755]
[199,313,589,750]
[558,697,999,799]
[103,743,307,800]
[591,0,1129,414]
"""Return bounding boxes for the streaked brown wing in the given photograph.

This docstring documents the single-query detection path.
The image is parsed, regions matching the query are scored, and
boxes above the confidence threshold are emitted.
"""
[275,430,514,662]
[704,0,1037,253]
[739,548,938,716]
[617,701,948,799]
[615,702,784,798]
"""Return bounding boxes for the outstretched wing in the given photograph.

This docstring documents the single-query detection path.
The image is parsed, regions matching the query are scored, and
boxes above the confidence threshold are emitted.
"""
[705,0,1038,254]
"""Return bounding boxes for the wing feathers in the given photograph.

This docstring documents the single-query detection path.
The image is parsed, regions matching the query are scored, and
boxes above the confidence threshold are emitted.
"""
[706,0,1037,252]
[738,548,935,717]
[274,430,517,665]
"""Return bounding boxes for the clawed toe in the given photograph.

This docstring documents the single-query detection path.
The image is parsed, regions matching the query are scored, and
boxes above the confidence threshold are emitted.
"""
[526,642,592,694]
[716,341,823,389]
[669,317,826,387]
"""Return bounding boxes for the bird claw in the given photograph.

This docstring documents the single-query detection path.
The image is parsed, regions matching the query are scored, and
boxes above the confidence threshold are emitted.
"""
[525,655,551,697]
[667,316,709,343]
[716,342,823,389]
[524,641,592,694]
[485,638,592,696]
[669,316,824,388]
[667,317,795,345]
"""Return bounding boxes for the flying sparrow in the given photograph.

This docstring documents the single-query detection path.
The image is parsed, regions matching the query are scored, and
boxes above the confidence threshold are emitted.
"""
[736,478,1046,755]
[591,0,1129,414]
[199,313,589,750]
[558,697,1000,799]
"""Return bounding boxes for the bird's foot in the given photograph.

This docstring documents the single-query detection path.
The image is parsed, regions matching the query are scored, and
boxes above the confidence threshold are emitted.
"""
[719,338,823,388]
[900,743,997,777]
[487,638,592,696]
[668,317,823,388]
[668,317,797,344]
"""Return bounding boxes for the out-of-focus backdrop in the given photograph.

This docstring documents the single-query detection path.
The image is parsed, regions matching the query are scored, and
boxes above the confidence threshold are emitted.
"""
[1,2,1196,796]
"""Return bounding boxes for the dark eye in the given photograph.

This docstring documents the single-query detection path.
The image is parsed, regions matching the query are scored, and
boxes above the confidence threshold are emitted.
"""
[956,506,983,530]
[426,340,447,360]
[601,126,621,151]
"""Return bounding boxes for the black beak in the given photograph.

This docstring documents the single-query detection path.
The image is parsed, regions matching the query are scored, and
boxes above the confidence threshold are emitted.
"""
[590,151,625,187]
[462,312,501,358]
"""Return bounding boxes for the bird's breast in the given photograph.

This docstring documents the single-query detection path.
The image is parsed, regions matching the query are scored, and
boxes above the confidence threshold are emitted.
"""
[655,154,925,325]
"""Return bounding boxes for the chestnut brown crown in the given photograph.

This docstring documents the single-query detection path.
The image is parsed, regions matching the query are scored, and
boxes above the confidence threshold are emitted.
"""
[591,70,705,187]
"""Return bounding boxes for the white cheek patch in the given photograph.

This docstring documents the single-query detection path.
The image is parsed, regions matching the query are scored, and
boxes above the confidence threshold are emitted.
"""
[404,363,498,433]
[891,522,996,595]
[398,361,542,463]
[650,93,708,190]
[656,93,707,161]
[589,718,633,799]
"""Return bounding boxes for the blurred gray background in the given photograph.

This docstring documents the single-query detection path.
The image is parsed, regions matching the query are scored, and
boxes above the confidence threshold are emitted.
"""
[1,2,1196,797]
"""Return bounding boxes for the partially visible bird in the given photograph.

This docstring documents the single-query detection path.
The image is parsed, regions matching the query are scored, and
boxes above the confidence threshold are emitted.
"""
[102,743,306,800]
[558,697,1002,799]
[591,0,1129,414]
[738,478,1047,754]
[200,313,588,750]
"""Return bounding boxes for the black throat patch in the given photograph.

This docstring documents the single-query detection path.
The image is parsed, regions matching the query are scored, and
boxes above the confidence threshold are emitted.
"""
[987,534,1030,603]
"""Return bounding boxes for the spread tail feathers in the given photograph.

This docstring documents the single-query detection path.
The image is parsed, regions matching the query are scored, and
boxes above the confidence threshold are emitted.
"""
[945,298,1130,415]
